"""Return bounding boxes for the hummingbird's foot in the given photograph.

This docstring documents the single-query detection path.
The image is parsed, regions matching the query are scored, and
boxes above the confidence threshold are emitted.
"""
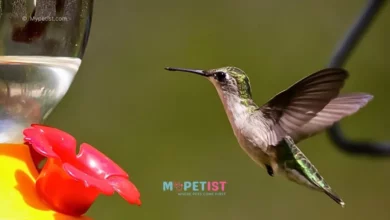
[265,164,274,177]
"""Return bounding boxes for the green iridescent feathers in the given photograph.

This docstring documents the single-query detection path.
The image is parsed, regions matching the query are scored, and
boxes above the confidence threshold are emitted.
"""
[277,136,345,207]
[224,67,253,100]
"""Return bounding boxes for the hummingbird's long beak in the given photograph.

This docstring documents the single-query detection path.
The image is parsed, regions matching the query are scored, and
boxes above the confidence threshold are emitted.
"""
[165,67,210,77]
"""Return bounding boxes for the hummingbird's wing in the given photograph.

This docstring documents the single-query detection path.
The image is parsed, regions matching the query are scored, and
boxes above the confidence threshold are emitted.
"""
[290,93,373,142]
[258,68,348,146]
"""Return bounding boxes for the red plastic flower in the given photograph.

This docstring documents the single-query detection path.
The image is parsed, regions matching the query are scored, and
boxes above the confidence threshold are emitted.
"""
[23,124,141,216]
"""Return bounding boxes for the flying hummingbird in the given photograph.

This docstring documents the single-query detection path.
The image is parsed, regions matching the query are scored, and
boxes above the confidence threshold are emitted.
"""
[165,66,373,207]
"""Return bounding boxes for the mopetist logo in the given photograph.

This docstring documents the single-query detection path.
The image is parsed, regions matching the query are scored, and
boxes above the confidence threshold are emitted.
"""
[162,181,227,196]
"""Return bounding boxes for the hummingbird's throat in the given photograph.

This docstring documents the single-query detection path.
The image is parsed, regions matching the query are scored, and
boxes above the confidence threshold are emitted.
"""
[220,92,257,118]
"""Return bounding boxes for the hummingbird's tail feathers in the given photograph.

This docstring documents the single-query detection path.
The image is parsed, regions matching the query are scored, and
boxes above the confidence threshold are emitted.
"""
[323,189,345,208]
[278,136,345,207]
[290,93,373,142]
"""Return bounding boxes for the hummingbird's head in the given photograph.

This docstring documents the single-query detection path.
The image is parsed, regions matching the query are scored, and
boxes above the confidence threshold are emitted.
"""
[165,66,253,99]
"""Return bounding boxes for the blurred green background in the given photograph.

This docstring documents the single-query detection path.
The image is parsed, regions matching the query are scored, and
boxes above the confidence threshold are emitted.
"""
[47,0,389,219]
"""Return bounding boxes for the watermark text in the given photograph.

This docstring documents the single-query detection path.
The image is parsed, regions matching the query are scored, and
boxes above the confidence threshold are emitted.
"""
[163,181,227,196]
[22,15,70,22]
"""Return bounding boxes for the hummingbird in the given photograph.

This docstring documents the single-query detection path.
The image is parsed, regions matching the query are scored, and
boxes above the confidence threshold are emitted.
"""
[165,66,373,207]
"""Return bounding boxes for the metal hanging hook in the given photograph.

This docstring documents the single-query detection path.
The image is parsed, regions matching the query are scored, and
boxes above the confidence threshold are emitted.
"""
[327,0,389,156]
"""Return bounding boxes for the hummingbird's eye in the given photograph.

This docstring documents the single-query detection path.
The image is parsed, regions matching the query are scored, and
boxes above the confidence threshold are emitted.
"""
[214,72,226,82]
